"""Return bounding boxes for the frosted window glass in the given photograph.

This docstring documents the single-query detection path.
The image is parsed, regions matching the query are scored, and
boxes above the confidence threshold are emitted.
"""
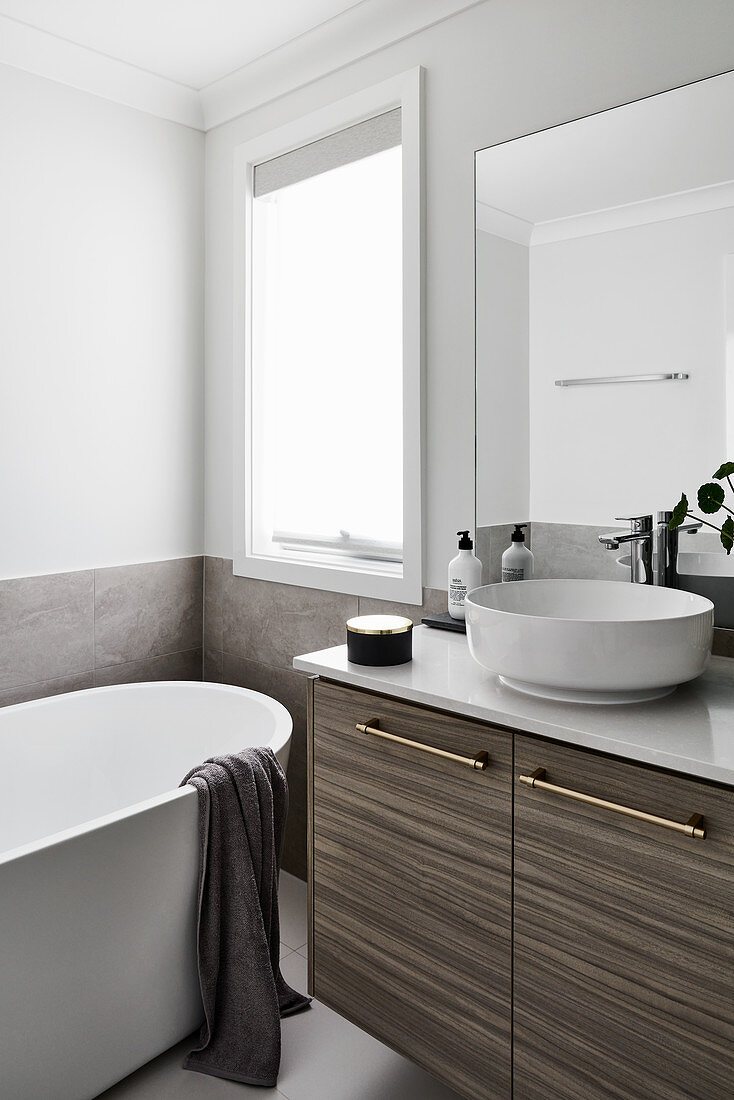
[250,143,403,564]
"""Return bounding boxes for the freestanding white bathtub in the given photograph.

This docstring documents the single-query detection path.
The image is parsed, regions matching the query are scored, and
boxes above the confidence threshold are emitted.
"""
[0,681,292,1100]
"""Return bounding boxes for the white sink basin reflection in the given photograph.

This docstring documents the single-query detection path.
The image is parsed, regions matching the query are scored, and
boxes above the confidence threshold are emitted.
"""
[465,580,714,704]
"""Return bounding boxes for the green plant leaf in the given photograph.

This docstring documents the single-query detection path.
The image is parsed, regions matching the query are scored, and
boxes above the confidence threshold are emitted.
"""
[669,494,689,530]
[722,516,734,555]
[698,482,725,514]
[713,462,734,480]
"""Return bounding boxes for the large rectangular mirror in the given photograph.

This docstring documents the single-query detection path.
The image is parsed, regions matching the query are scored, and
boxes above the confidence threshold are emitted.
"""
[475,70,734,579]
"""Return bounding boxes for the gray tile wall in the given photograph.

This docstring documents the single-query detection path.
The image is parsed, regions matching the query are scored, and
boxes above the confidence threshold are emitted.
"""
[476,522,624,583]
[0,557,203,707]
[204,557,446,880]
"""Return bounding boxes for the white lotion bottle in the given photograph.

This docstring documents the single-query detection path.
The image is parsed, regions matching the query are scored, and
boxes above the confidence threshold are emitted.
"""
[501,524,534,581]
[448,531,483,620]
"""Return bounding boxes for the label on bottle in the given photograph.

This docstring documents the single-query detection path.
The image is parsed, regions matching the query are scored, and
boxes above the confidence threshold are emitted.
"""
[501,567,524,582]
[449,580,467,605]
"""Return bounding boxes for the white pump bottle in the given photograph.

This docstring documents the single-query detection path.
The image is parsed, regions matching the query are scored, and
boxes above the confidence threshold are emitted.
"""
[501,524,534,581]
[448,531,482,620]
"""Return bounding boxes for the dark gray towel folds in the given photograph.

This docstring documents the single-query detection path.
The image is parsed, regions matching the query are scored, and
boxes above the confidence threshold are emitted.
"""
[180,747,311,1086]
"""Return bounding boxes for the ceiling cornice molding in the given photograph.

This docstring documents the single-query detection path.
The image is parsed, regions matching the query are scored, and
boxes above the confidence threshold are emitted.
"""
[476,201,533,246]
[200,0,483,129]
[0,13,204,130]
[0,0,482,132]
[530,179,734,245]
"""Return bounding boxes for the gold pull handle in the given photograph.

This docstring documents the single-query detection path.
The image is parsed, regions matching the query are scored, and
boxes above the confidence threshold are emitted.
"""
[519,768,706,838]
[356,719,489,770]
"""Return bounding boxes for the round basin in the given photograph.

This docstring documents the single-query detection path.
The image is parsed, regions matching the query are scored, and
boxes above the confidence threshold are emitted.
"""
[465,580,714,704]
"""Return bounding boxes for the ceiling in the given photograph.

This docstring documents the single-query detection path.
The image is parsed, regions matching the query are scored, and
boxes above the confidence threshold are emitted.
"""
[0,0,479,129]
[0,0,365,89]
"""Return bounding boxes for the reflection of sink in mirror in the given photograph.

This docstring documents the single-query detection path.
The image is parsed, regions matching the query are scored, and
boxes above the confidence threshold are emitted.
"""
[678,550,734,628]
[465,580,714,704]
[679,552,734,577]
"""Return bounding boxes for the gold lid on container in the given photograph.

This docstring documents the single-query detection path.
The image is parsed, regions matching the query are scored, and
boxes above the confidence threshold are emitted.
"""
[346,614,413,636]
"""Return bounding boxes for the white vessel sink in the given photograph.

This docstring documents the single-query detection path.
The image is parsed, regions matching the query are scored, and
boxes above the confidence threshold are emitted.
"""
[465,580,714,704]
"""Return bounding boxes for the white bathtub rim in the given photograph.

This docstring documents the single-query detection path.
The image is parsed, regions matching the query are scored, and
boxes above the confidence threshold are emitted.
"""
[0,786,198,868]
[0,678,289,728]
[0,681,293,868]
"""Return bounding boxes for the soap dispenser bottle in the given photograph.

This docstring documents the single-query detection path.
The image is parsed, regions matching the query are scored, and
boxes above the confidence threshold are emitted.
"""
[448,531,482,620]
[502,524,534,581]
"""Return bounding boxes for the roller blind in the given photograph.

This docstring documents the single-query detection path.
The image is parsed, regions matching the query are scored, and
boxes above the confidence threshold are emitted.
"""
[253,108,401,197]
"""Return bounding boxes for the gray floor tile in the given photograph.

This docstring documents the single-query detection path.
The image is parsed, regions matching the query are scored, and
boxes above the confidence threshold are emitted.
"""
[278,954,463,1100]
[279,870,307,950]
[97,1038,289,1098]
[96,944,459,1100]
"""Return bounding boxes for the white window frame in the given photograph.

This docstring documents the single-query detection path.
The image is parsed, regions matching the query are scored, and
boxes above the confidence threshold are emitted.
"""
[232,68,423,603]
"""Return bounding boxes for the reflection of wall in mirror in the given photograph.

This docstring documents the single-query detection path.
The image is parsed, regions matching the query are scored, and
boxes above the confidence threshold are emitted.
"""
[530,206,732,524]
[476,230,529,527]
[477,202,734,529]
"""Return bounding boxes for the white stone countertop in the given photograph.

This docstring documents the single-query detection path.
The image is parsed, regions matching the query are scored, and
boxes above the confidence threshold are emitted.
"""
[294,625,734,787]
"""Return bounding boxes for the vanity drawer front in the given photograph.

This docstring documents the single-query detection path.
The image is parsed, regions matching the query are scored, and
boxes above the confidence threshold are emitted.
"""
[513,733,734,1100]
[312,679,512,1100]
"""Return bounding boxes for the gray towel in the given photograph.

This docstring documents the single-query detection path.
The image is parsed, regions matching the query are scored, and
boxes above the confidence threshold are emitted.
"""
[180,747,311,1086]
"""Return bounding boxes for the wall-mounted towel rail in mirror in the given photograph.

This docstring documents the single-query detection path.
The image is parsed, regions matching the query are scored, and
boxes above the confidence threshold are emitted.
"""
[554,372,689,388]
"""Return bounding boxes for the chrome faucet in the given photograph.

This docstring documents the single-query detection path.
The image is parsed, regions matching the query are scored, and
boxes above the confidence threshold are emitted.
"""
[599,515,654,584]
[654,510,702,588]
[599,512,701,586]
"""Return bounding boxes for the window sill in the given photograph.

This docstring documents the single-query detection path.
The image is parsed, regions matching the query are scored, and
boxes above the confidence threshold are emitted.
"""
[232,550,422,603]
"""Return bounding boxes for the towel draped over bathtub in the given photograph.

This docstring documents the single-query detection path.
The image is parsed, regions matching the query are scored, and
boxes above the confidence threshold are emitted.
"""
[180,747,311,1086]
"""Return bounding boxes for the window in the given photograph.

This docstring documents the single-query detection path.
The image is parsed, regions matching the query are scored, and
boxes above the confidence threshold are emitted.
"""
[233,70,422,602]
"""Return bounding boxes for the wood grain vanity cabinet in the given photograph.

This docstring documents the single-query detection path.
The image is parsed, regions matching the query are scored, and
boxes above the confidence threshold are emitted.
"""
[309,679,513,1100]
[309,678,734,1100]
[513,734,734,1100]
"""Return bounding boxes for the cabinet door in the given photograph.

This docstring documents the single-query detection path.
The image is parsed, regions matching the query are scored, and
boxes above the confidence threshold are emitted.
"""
[514,734,734,1100]
[311,679,512,1100]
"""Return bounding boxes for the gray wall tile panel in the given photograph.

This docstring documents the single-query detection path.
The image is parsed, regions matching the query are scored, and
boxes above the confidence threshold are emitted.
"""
[94,557,203,667]
[0,671,95,709]
[203,556,224,651]
[222,566,357,670]
[94,648,203,687]
[357,587,447,623]
[0,571,94,690]
[531,523,624,581]
[203,646,224,683]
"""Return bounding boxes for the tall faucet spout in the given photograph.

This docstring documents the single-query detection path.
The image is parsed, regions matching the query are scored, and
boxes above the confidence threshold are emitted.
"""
[599,516,654,583]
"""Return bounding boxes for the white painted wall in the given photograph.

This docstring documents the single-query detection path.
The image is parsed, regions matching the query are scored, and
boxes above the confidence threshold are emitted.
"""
[476,230,529,526]
[530,208,734,525]
[205,0,734,589]
[0,64,204,579]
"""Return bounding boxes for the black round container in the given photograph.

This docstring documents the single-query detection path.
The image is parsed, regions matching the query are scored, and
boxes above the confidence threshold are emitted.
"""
[346,615,413,666]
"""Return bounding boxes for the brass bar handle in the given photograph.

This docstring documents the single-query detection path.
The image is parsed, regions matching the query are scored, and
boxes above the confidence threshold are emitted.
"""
[519,768,706,839]
[356,719,489,770]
